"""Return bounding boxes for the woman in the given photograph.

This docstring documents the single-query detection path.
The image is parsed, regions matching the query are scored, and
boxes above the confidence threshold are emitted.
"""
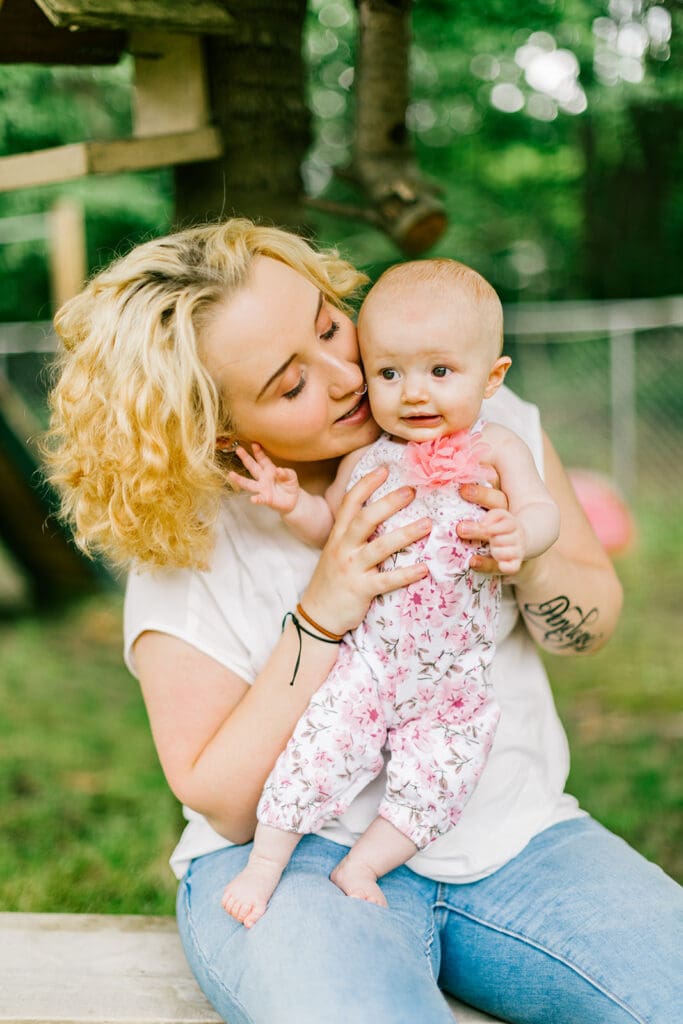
[47,219,681,1024]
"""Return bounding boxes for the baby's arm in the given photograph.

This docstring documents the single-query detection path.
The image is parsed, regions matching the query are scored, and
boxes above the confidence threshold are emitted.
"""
[229,444,366,549]
[478,423,561,575]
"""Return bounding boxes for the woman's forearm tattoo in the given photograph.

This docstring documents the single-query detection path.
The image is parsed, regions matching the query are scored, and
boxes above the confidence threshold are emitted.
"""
[523,595,602,652]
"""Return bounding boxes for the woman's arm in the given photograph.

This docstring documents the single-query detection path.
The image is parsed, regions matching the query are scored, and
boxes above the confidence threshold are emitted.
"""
[134,467,431,842]
[458,431,623,656]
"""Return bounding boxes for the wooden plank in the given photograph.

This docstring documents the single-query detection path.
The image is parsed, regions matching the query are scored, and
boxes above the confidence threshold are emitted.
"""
[0,0,125,65]
[0,321,56,355]
[0,128,223,191]
[32,0,235,34]
[0,913,221,1024]
[0,143,90,191]
[0,912,502,1024]
[47,198,87,309]
[132,31,210,137]
[87,127,223,173]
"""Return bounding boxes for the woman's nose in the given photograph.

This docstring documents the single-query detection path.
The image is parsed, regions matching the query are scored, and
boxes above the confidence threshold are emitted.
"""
[327,355,365,399]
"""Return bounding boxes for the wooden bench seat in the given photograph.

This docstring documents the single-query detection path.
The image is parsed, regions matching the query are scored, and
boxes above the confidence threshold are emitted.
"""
[0,912,502,1023]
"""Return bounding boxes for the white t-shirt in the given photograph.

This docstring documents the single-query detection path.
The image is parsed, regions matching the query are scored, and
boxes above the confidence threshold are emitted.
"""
[124,385,584,882]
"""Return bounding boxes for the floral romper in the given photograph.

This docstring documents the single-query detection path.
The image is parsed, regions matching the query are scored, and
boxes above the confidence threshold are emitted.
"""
[257,426,501,850]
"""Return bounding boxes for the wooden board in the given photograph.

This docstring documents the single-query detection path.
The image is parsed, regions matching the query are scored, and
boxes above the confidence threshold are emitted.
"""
[0,127,223,192]
[32,0,236,34]
[0,913,221,1024]
[0,912,503,1024]
[132,31,210,137]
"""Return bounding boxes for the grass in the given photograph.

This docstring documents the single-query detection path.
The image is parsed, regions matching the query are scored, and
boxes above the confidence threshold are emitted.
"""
[547,498,683,881]
[0,498,680,913]
[0,595,180,913]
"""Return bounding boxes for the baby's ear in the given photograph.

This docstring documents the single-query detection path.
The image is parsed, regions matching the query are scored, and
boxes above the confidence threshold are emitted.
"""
[484,356,511,398]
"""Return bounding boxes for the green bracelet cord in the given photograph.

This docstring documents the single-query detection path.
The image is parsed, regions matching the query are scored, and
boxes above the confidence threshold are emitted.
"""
[281,610,343,686]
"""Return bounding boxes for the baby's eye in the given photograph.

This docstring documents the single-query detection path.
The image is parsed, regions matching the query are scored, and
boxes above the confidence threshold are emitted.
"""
[320,320,340,341]
[432,366,451,378]
[380,368,398,380]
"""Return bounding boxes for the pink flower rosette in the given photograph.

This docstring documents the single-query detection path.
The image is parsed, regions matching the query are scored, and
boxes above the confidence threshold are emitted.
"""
[402,429,491,489]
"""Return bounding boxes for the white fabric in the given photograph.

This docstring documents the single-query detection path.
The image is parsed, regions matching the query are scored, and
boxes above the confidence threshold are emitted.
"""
[124,385,583,882]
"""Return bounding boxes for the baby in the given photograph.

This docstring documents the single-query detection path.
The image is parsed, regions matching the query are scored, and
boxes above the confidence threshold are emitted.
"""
[222,258,560,927]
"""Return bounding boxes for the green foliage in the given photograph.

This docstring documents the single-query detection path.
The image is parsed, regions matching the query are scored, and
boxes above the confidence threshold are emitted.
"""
[0,61,132,154]
[0,60,172,322]
[0,2,680,315]
[306,0,682,298]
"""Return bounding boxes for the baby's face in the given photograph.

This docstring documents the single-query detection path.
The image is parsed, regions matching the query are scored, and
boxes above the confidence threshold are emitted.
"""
[359,295,503,443]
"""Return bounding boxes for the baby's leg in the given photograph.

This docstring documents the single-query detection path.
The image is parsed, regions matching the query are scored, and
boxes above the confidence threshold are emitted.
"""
[222,824,301,929]
[330,817,418,907]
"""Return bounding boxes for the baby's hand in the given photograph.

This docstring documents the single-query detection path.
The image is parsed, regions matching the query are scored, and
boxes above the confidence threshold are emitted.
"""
[227,443,300,513]
[478,508,526,575]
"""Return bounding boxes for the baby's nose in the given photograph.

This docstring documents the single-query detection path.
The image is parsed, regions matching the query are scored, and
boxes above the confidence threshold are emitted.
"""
[402,378,428,402]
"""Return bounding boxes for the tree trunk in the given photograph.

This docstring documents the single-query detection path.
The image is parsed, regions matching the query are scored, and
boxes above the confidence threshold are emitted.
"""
[174,0,310,231]
[350,0,446,255]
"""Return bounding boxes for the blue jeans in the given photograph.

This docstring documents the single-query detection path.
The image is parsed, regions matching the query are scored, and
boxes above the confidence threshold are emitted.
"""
[176,818,682,1024]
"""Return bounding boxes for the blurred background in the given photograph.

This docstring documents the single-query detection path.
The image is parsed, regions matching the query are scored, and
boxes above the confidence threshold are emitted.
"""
[0,0,680,912]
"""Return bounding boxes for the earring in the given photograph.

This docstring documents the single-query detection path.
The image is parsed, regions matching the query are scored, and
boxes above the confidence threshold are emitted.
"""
[216,436,239,452]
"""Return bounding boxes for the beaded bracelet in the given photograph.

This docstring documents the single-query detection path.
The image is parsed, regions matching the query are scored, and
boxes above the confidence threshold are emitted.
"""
[281,610,343,686]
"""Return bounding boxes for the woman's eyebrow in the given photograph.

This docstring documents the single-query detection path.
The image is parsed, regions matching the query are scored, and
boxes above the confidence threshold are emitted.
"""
[255,291,324,400]
[256,354,296,400]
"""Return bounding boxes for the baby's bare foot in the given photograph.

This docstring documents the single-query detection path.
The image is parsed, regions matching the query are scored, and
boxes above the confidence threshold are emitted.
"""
[221,855,283,928]
[330,855,387,908]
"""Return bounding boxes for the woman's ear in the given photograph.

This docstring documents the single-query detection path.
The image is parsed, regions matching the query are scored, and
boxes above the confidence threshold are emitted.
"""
[484,356,512,399]
[215,435,237,452]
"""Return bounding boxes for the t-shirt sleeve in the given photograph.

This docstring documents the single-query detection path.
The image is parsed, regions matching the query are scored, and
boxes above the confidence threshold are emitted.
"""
[123,565,254,683]
[481,385,544,479]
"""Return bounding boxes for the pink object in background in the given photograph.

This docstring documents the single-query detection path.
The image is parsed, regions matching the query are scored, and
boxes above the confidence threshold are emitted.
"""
[568,469,636,555]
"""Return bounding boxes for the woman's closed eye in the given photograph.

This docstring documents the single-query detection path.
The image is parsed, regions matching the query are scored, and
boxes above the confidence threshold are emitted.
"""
[283,372,306,400]
[320,320,340,342]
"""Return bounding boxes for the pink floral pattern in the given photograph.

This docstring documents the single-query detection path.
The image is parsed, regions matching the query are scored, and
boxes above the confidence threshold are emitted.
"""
[258,427,501,850]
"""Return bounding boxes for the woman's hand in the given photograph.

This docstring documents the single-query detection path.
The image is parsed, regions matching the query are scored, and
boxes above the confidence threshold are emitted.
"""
[300,466,431,635]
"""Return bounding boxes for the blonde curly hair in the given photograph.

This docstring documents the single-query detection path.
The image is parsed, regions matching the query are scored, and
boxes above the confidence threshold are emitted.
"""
[45,219,368,570]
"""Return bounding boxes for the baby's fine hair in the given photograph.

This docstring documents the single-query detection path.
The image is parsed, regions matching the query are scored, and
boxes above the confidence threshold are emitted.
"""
[360,258,504,354]
[45,219,367,569]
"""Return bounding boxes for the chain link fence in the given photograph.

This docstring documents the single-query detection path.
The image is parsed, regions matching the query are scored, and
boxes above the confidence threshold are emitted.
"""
[503,298,683,503]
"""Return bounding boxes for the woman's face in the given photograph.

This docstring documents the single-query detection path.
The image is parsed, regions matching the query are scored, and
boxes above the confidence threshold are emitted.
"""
[201,257,379,476]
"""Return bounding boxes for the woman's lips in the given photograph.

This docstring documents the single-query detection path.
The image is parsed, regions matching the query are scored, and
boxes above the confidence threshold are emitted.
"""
[336,394,370,425]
